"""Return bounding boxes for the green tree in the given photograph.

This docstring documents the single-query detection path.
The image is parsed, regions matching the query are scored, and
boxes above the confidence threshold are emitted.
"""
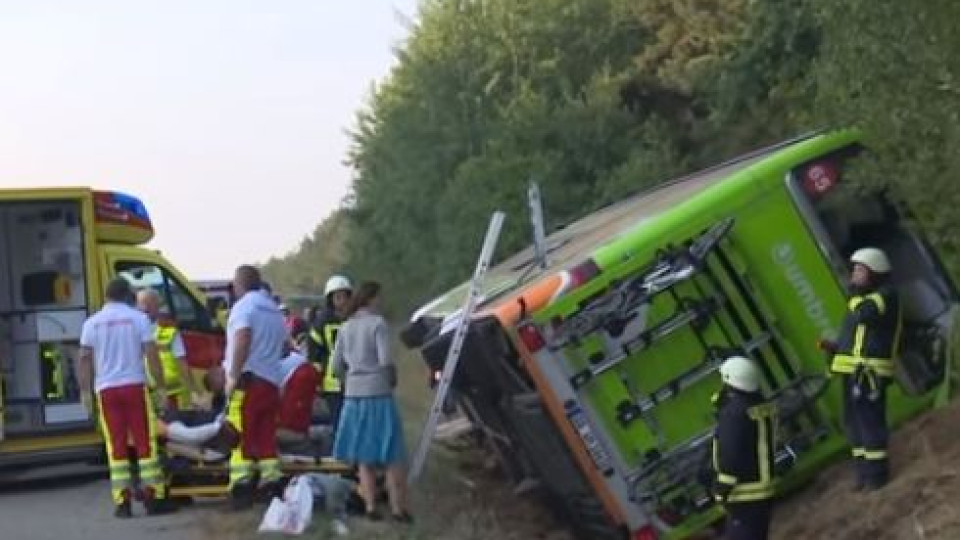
[265,0,960,313]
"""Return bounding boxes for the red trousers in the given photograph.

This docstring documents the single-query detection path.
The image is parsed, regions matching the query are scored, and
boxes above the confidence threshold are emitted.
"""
[239,377,280,460]
[278,364,319,434]
[229,376,282,487]
[98,383,162,503]
[99,383,152,460]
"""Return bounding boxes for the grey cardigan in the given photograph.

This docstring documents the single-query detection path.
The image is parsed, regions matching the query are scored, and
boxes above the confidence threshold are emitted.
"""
[330,308,396,397]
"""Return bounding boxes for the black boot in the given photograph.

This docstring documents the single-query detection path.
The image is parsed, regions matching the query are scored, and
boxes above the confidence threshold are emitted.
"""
[254,478,288,504]
[230,480,255,511]
[114,500,133,519]
[863,470,889,492]
[851,458,867,492]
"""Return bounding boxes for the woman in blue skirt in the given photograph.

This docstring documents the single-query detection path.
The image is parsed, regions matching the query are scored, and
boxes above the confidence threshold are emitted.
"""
[330,281,412,522]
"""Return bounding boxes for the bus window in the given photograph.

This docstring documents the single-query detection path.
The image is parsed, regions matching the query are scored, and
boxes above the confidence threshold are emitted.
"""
[115,261,213,332]
[786,149,955,325]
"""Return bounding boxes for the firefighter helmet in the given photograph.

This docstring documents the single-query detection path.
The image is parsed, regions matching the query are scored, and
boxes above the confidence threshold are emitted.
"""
[850,247,891,274]
[720,356,761,393]
[324,275,353,297]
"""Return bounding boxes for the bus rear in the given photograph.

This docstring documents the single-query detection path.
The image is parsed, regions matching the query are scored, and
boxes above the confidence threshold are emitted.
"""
[515,131,956,539]
[404,130,957,540]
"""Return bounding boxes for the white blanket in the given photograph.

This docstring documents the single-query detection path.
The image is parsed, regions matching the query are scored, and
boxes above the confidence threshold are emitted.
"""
[164,414,224,445]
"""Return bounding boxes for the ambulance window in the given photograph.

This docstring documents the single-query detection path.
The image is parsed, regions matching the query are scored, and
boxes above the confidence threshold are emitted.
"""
[115,261,213,332]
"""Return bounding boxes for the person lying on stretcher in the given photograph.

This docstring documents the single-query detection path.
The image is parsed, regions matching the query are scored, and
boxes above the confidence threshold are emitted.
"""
[158,351,328,462]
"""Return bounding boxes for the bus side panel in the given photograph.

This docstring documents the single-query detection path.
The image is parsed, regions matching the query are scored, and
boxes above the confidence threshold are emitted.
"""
[739,183,938,411]
[725,179,939,482]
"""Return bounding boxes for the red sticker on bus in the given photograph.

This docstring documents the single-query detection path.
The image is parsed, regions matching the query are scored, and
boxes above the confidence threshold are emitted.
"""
[802,161,839,198]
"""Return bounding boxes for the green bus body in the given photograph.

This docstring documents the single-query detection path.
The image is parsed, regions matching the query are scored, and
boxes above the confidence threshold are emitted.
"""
[404,130,956,539]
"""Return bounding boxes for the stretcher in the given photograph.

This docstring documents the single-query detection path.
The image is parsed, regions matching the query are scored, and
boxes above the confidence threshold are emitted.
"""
[155,409,357,499]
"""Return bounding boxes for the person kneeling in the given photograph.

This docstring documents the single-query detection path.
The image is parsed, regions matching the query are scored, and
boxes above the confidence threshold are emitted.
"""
[276,350,321,454]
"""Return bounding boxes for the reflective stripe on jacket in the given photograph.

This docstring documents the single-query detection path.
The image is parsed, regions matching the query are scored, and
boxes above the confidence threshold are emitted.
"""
[147,322,185,395]
[831,287,902,378]
[712,391,777,503]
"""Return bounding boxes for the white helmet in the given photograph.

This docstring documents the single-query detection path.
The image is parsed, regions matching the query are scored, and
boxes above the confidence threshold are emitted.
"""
[324,275,353,297]
[719,356,761,393]
[850,247,891,274]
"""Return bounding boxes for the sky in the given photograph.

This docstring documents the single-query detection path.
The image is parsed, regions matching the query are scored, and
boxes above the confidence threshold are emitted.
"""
[0,0,418,279]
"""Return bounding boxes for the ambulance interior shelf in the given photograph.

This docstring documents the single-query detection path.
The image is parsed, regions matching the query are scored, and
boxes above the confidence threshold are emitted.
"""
[0,201,92,436]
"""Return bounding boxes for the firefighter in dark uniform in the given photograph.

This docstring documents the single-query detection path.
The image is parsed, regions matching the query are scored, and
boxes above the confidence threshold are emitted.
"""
[820,247,900,491]
[712,356,776,540]
[306,275,353,437]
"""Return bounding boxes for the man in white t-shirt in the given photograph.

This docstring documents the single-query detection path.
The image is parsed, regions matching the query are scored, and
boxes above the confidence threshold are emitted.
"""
[78,277,178,518]
[224,265,288,509]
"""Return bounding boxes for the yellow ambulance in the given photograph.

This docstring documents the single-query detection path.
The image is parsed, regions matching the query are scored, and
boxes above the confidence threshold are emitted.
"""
[0,188,224,472]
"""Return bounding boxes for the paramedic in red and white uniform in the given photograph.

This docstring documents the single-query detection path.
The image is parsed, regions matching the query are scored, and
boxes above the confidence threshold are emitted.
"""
[78,277,177,518]
[277,349,319,437]
[223,265,287,509]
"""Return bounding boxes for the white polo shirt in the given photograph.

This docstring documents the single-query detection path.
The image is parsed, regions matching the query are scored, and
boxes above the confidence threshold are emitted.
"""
[224,289,286,386]
[80,302,155,393]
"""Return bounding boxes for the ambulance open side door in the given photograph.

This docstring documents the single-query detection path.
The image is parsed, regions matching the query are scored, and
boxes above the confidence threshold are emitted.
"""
[100,246,225,383]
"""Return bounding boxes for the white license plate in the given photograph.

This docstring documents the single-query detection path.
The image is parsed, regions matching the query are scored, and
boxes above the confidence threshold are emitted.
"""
[567,405,615,474]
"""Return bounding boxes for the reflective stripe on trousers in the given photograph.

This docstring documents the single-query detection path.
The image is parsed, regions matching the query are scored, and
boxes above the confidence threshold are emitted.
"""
[97,384,165,504]
[843,375,890,484]
[228,389,252,488]
[228,380,282,489]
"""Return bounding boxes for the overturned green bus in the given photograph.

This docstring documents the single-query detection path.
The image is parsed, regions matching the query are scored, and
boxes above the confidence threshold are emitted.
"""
[402,130,957,539]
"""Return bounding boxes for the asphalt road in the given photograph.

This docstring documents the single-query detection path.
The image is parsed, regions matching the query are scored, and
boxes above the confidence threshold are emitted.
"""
[0,464,244,540]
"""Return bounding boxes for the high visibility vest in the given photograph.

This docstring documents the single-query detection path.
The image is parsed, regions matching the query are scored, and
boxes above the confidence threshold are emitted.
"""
[147,322,185,395]
[831,290,902,378]
[320,322,342,393]
[712,401,777,503]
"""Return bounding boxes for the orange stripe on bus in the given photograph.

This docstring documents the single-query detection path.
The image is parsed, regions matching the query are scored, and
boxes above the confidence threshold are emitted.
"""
[486,274,564,327]
[512,336,627,526]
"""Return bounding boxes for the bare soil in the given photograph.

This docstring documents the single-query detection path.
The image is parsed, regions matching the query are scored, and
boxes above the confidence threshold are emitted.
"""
[772,401,960,540]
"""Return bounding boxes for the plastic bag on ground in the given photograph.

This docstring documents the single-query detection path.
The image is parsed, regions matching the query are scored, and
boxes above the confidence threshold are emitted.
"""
[257,475,314,535]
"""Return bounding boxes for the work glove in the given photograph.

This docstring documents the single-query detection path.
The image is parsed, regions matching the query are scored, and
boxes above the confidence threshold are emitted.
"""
[816,339,837,354]
[713,482,733,506]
